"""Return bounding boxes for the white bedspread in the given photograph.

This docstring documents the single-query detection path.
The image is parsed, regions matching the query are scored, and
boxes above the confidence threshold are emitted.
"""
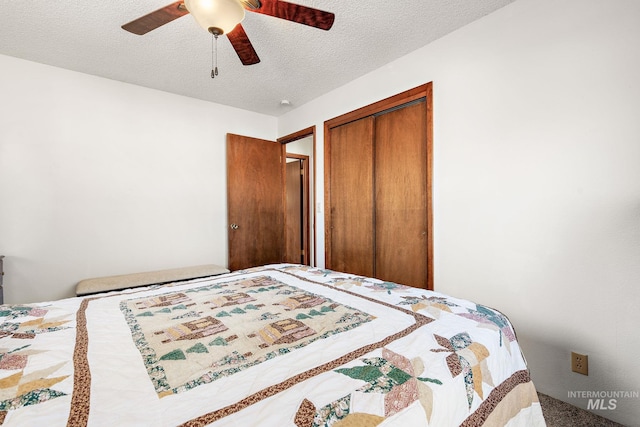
[0,264,545,426]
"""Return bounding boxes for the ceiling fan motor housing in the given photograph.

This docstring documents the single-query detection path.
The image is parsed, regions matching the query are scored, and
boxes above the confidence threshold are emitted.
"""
[184,0,246,35]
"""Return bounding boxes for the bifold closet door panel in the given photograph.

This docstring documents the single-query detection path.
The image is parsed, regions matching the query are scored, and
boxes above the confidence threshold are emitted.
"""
[328,117,375,277]
[374,101,429,288]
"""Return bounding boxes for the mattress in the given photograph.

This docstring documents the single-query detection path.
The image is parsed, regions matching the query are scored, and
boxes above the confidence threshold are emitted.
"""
[0,264,545,426]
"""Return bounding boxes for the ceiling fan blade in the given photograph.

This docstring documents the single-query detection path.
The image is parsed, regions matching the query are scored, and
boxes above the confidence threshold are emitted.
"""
[252,0,335,31]
[227,24,261,65]
[122,1,189,35]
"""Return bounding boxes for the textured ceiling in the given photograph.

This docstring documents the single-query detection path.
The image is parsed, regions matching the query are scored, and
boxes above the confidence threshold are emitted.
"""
[0,0,514,116]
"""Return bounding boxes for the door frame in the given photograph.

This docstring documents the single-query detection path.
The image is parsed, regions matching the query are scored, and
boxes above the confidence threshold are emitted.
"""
[278,126,317,267]
[285,154,310,265]
[324,83,433,289]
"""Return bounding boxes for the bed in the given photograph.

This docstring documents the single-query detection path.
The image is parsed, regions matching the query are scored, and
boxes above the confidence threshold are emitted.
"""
[0,264,545,426]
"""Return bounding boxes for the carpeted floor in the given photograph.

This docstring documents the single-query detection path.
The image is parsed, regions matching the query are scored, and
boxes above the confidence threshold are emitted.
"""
[538,393,625,427]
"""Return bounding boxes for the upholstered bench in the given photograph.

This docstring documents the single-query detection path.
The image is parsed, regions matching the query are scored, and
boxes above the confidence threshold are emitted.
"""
[75,264,230,296]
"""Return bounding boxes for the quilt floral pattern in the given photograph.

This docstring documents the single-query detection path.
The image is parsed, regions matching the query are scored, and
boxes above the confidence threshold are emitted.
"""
[307,347,443,426]
[0,305,73,423]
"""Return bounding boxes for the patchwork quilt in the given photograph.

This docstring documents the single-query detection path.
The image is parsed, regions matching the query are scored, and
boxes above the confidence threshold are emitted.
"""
[0,264,546,426]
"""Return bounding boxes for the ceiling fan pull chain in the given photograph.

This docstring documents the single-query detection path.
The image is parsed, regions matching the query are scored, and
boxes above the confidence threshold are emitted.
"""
[211,32,219,79]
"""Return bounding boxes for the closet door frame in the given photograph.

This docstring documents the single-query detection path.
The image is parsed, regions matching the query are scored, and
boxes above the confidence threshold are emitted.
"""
[323,83,434,290]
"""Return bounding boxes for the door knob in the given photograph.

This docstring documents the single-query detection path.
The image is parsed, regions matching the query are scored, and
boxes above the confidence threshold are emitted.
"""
[230,224,239,230]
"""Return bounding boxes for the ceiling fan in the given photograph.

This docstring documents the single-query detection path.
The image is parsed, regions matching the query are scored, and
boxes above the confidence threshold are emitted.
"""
[121,0,335,66]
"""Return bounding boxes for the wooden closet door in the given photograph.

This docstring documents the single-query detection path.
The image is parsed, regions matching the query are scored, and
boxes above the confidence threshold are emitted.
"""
[374,101,428,288]
[327,117,375,277]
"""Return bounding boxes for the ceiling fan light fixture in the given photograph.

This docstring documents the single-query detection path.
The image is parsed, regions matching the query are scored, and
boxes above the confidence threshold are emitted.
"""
[184,0,246,35]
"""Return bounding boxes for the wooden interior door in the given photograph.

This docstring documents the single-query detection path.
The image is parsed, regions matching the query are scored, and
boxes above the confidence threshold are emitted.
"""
[375,100,428,288]
[227,134,284,271]
[285,159,303,263]
[326,117,375,277]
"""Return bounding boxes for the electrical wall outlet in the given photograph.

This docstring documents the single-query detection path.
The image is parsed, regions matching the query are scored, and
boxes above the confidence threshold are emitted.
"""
[571,352,588,375]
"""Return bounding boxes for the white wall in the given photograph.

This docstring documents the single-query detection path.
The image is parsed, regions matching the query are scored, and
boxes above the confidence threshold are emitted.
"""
[0,55,277,303]
[279,0,640,424]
